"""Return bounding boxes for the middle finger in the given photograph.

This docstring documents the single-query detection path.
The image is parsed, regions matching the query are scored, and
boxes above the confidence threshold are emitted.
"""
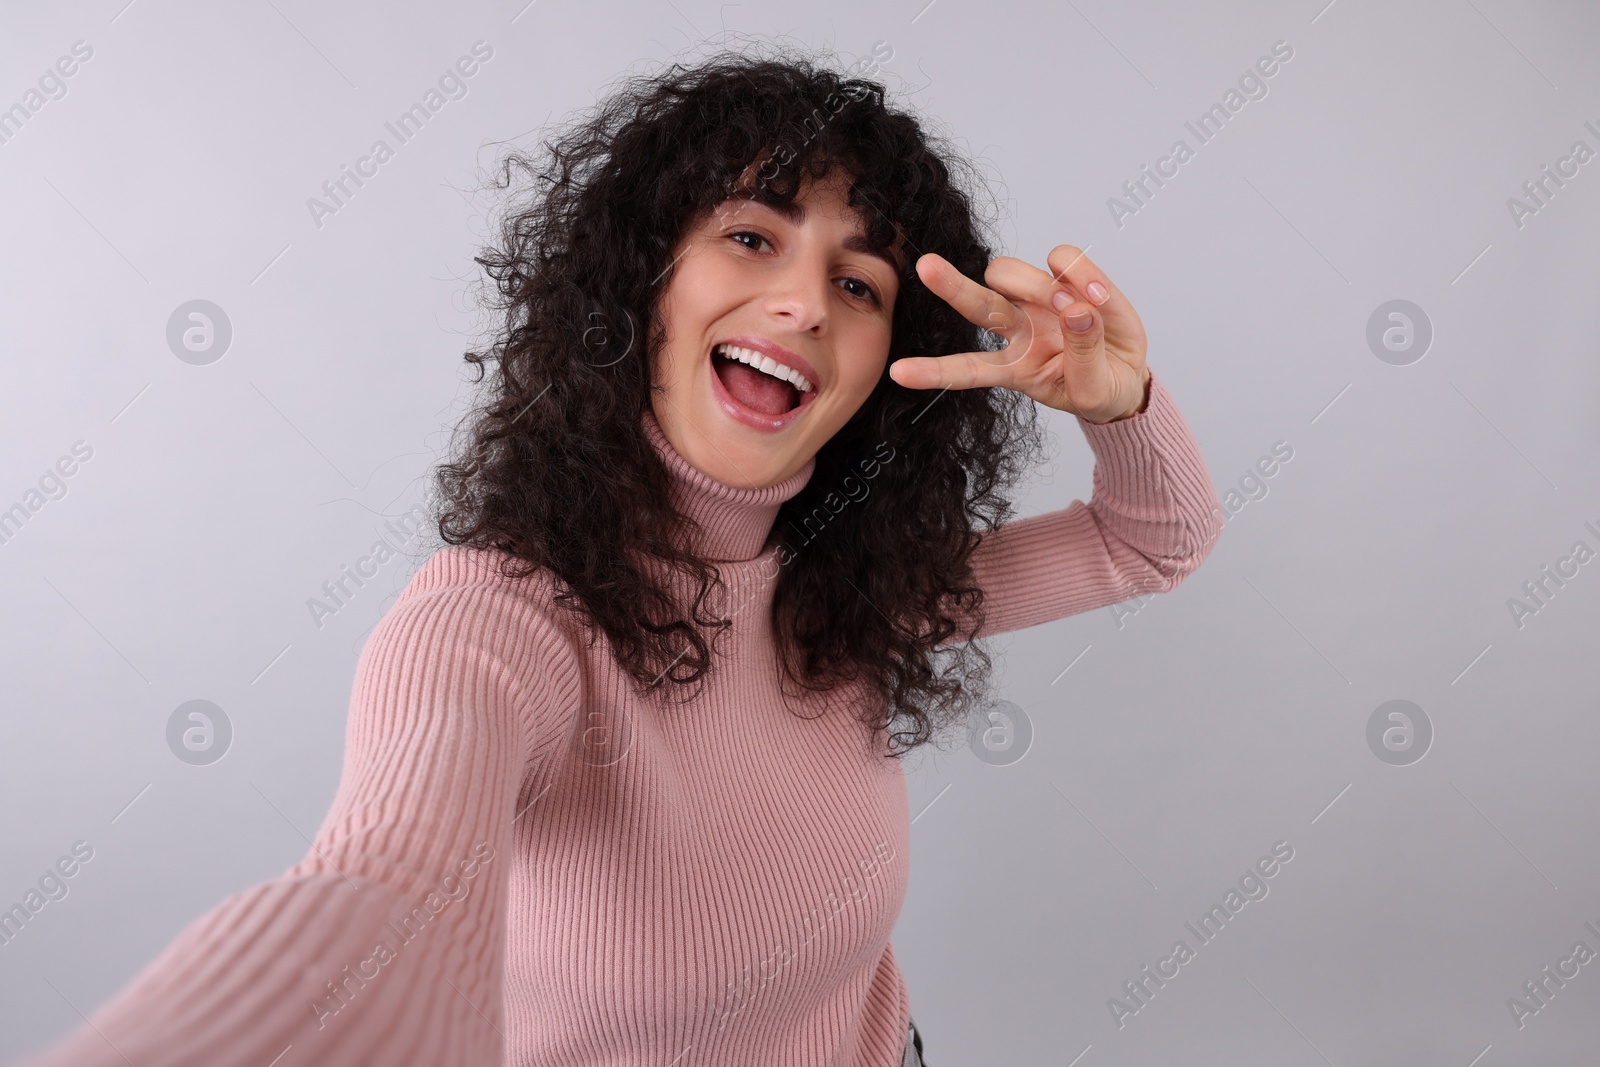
[983,255,1081,310]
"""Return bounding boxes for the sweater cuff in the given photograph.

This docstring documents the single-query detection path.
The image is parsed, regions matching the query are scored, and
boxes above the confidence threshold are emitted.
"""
[1071,369,1224,571]
[1074,368,1181,465]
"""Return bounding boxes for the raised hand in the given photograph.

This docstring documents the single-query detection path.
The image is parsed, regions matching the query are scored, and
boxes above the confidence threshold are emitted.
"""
[888,244,1151,424]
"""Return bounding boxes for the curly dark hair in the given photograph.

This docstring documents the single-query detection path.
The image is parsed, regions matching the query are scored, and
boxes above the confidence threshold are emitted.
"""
[433,37,1049,758]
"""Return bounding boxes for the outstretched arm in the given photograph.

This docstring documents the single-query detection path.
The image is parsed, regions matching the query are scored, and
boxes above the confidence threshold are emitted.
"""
[13,557,579,1067]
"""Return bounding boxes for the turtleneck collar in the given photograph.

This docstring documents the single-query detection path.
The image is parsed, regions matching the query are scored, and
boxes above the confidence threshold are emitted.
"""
[639,406,816,563]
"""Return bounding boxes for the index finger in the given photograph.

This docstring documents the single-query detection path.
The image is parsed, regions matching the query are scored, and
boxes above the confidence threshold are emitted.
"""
[915,253,1025,337]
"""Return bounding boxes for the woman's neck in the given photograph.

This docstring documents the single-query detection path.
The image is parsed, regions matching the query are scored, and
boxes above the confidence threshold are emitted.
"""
[639,406,815,563]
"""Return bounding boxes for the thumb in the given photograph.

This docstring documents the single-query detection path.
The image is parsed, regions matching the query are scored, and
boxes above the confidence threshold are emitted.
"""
[1052,291,1103,365]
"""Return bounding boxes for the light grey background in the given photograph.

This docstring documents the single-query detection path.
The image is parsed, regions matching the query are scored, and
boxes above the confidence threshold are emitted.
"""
[3,0,1598,1063]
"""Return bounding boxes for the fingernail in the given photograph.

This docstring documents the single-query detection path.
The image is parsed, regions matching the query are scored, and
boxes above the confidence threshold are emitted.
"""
[1066,311,1092,333]
[1086,281,1108,305]
[1051,290,1071,312]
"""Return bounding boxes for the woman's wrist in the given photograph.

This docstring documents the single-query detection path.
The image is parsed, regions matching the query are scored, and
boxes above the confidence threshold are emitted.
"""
[1084,367,1153,424]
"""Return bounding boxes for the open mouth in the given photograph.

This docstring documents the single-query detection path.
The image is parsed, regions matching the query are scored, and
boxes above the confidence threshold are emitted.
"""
[710,343,817,421]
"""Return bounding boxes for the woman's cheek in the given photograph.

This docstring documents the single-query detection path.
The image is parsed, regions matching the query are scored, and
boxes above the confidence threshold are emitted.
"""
[847,364,885,410]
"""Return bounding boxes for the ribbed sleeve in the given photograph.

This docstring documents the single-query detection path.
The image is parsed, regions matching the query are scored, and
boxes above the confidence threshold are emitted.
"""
[963,370,1223,637]
[13,577,581,1067]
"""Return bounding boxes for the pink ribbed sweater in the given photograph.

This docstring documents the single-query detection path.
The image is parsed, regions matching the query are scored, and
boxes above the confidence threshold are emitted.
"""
[15,370,1219,1067]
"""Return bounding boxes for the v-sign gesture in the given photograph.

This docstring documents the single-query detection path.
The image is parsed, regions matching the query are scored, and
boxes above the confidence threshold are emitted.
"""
[888,245,1152,424]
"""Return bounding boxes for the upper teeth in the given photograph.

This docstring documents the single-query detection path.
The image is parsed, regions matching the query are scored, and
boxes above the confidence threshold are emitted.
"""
[715,344,814,393]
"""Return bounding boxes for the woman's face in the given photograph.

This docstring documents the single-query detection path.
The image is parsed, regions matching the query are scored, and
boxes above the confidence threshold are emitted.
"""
[649,172,901,490]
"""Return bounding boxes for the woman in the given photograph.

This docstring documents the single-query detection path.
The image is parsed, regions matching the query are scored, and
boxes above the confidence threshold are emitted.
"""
[14,46,1220,1067]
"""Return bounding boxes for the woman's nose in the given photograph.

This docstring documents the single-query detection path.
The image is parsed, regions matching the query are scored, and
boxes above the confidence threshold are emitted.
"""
[762,261,831,332]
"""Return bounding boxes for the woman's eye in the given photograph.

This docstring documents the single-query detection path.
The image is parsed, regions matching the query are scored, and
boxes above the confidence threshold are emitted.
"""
[729,231,768,252]
[839,276,879,304]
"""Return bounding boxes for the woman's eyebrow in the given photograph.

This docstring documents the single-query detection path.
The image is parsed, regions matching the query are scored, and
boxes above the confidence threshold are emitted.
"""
[760,198,807,226]
[841,231,892,267]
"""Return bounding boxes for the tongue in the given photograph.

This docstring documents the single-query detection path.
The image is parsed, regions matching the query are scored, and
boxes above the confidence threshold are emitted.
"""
[716,355,796,416]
